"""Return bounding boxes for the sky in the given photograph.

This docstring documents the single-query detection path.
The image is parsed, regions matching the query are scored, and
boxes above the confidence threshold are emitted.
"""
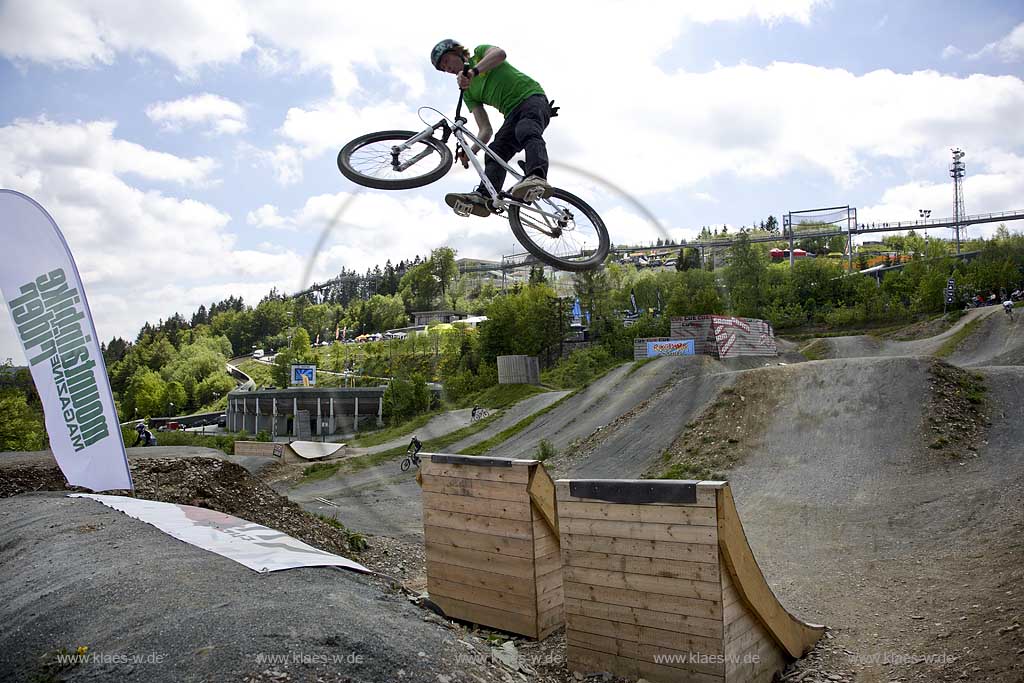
[1,0,1023,363]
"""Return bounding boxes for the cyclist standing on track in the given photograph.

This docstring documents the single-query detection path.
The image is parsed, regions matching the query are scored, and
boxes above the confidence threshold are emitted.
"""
[430,39,556,218]
[1004,300,1014,319]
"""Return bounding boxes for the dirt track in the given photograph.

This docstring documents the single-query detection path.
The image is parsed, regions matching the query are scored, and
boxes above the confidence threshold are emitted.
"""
[0,492,510,683]
[3,305,1023,682]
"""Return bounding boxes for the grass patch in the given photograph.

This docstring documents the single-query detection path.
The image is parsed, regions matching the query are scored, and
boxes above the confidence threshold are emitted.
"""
[299,411,504,482]
[313,513,368,551]
[454,382,548,410]
[626,357,657,376]
[934,316,984,358]
[123,426,242,455]
[236,359,275,386]
[660,461,716,481]
[458,391,577,456]
[799,339,829,361]
[352,410,441,447]
[535,439,557,461]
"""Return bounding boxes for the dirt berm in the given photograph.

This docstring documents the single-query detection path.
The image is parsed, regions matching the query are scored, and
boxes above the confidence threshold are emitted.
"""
[0,461,523,683]
[729,359,1024,682]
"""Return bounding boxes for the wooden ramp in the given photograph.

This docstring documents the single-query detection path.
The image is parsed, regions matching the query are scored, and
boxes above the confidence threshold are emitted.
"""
[557,479,824,683]
[418,454,563,639]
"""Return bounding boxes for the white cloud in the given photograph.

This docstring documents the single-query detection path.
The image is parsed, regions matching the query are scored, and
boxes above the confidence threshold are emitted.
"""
[0,117,218,186]
[146,94,247,135]
[0,0,253,74]
[968,22,1024,62]
[246,204,290,229]
[0,117,301,361]
[941,45,962,60]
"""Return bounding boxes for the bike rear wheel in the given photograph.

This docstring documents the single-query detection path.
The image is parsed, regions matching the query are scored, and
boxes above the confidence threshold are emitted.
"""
[338,130,452,190]
[508,187,610,272]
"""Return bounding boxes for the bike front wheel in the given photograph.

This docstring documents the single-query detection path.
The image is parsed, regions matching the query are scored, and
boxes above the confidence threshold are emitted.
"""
[338,130,453,190]
[508,187,610,272]
[400,457,413,472]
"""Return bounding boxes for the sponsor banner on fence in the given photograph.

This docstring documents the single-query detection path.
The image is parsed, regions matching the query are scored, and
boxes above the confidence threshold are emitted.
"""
[291,364,316,386]
[70,494,370,574]
[0,191,132,491]
[647,339,695,356]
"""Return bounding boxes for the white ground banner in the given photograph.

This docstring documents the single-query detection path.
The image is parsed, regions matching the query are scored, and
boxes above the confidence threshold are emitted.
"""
[0,191,132,491]
[70,494,370,574]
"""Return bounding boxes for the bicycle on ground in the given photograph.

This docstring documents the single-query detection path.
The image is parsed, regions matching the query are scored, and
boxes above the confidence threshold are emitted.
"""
[400,436,423,472]
[338,65,610,272]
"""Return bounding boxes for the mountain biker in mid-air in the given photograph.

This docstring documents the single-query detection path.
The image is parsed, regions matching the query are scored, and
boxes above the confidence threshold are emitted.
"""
[431,39,556,218]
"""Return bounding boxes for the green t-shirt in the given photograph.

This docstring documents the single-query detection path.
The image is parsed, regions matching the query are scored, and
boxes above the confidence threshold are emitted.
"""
[463,44,545,117]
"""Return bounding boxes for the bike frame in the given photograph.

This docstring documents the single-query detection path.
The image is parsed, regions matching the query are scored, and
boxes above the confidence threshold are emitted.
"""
[393,117,521,202]
[391,74,570,230]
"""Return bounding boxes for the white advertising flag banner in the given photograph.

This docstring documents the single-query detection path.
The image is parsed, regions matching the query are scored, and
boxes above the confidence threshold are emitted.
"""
[0,191,132,491]
[71,494,370,574]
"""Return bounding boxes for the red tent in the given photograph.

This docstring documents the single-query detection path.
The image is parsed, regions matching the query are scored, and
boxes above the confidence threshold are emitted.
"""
[792,248,808,257]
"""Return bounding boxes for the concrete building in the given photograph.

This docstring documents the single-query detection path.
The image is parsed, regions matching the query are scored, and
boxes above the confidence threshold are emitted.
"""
[226,383,443,438]
[226,387,387,438]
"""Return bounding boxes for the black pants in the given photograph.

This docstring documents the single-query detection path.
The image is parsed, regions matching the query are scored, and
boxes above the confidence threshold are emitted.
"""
[480,93,551,193]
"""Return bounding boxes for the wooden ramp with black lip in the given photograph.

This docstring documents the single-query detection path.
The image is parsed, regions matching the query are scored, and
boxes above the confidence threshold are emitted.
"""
[557,479,825,683]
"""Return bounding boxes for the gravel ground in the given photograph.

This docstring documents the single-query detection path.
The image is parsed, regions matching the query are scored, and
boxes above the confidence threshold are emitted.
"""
[0,492,531,683]
[484,356,691,460]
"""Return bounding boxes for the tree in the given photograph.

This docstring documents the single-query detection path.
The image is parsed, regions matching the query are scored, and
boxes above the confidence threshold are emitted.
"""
[725,233,768,318]
[430,247,459,307]
[163,381,187,415]
[676,247,701,271]
[122,367,167,420]
[0,390,46,451]
[528,264,547,285]
[765,215,778,235]
[479,285,563,363]
[399,260,440,311]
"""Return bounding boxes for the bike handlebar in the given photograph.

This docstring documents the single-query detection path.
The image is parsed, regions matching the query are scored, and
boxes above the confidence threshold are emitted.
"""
[454,63,471,122]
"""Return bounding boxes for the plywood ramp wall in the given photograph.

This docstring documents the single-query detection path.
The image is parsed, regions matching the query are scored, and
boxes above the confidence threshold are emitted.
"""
[420,454,562,639]
[556,479,824,683]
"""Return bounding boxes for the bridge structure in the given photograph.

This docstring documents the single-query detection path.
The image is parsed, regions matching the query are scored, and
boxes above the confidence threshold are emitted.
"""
[477,207,1024,274]
[290,208,1024,298]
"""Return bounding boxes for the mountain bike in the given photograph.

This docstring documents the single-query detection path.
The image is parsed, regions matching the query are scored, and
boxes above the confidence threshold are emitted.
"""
[400,444,422,472]
[338,67,610,272]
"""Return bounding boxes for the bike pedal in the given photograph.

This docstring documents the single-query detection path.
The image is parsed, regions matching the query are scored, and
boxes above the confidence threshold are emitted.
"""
[522,187,546,203]
[452,202,472,217]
